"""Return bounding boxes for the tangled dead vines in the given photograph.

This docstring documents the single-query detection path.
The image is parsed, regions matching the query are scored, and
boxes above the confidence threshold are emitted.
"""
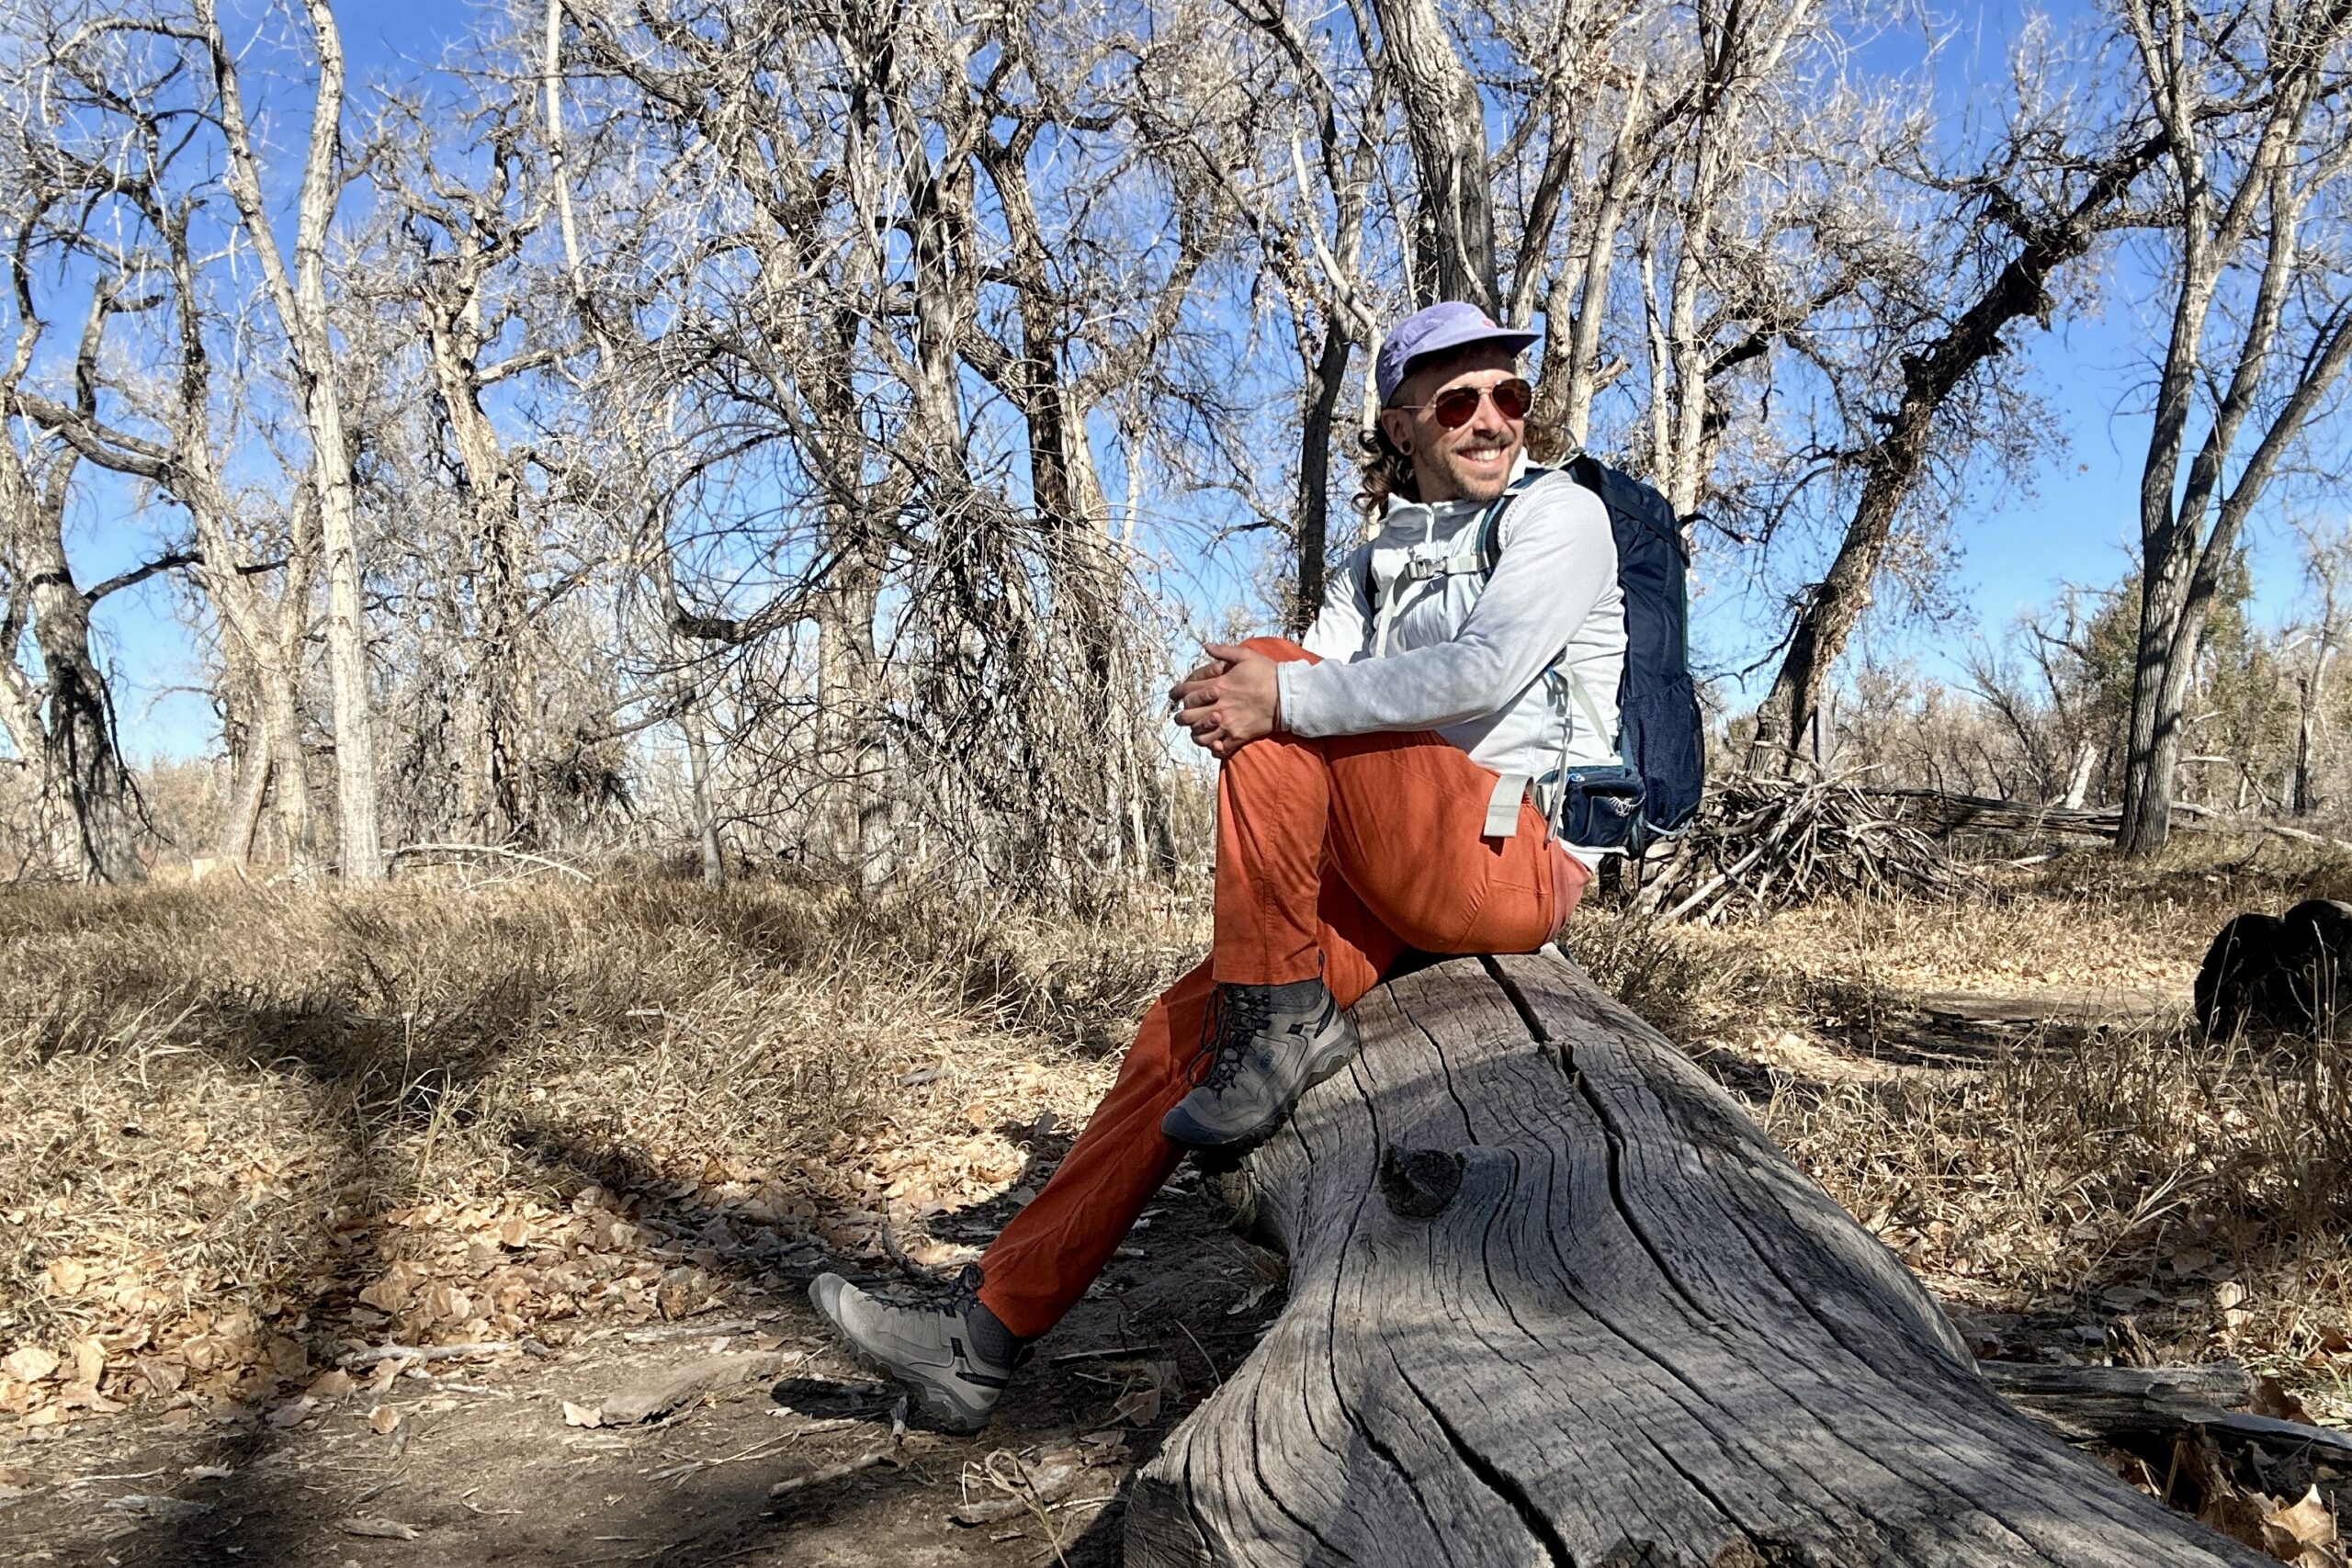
[1630,775,1973,924]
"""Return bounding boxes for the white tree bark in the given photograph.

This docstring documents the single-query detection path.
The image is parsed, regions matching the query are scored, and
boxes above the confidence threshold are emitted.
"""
[198,0,381,880]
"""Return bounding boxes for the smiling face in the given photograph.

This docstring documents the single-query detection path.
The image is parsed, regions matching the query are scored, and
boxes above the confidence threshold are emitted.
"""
[1377,344,1526,505]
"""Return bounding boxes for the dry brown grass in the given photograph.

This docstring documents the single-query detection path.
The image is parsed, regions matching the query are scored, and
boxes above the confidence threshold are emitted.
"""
[0,876,1195,1426]
[6,833,2351,1443]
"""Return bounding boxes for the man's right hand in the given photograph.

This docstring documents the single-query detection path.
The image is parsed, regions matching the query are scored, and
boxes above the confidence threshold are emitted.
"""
[1168,657,1227,705]
[1171,643,1281,759]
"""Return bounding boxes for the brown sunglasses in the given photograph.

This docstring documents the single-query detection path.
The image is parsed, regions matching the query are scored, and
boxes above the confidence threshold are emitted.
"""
[1394,377,1532,427]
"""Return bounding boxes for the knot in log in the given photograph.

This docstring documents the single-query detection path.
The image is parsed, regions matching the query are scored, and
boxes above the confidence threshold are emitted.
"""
[1376,1145,1464,1217]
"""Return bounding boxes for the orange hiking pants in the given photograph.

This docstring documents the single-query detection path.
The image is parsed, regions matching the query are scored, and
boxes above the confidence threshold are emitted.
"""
[976,638,1588,1338]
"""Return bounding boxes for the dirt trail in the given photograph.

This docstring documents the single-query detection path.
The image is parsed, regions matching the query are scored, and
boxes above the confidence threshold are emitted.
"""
[0,1173,1281,1568]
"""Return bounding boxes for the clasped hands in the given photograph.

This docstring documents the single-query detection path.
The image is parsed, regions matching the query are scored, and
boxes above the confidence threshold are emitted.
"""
[1170,642,1280,761]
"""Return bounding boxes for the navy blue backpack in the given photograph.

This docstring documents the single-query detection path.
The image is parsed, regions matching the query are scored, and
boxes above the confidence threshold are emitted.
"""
[1462,456,1705,853]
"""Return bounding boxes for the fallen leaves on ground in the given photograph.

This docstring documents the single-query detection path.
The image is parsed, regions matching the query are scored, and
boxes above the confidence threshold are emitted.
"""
[2174,1430,2347,1566]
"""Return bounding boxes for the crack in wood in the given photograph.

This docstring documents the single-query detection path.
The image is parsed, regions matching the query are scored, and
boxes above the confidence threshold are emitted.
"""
[1396,1361,1577,1568]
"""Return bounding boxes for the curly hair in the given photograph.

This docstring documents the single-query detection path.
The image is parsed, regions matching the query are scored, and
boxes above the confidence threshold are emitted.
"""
[1351,421,1419,519]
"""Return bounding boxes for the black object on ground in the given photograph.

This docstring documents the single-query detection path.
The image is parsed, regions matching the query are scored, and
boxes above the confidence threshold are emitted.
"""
[2194,898,2352,1035]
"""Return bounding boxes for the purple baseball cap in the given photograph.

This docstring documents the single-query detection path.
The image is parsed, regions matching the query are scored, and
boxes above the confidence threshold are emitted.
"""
[1375,301,1540,406]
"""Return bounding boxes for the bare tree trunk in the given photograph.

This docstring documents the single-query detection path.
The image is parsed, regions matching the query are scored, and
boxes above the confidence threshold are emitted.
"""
[815,556,886,888]
[217,667,272,864]
[1367,0,1498,310]
[2064,739,2100,810]
[407,179,537,844]
[0,643,39,779]
[0,435,143,880]
[1660,135,1724,519]
[479,502,531,841]
[261,669,311,860]
[683,711,723,886]
[21,489,142,882]
[2293,642,2333,815]
[199,0,380,880]
[1290,314,1351,634]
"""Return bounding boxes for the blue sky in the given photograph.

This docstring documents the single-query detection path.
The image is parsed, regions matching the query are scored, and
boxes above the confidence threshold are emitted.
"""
[62,0,2345,760]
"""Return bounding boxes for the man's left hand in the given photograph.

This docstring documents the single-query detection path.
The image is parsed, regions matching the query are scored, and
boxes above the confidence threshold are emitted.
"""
[1171,642,1279,760]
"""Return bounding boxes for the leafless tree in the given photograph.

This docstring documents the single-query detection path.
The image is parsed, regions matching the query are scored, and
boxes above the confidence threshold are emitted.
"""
[0,180,153,880]
[2113,0,2352,856]
[1754,97,2169,773]
[548,0,1231,897]
[1,9,327,868]
[187,0,384,879]
[0,406,145,880]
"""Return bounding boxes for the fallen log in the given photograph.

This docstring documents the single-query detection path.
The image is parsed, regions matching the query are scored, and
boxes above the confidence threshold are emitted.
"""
[1126,950,2267,1567]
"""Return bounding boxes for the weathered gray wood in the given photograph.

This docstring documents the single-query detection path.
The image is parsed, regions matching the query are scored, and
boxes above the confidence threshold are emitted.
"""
[1127,949,2268,1567]
[1981,1360,2260,1444]
[1981,1359,2352,1463]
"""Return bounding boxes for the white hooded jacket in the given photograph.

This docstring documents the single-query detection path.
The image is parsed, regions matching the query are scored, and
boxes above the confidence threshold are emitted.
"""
[1274,461,1628,850]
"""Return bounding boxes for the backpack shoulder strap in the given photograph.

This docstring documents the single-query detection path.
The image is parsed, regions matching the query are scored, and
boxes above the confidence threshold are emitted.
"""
[1471,463,1557,578]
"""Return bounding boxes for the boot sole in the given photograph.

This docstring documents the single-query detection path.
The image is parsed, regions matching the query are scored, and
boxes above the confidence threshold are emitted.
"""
[1165,1021,1360,1158]
[809,1292,997,1435]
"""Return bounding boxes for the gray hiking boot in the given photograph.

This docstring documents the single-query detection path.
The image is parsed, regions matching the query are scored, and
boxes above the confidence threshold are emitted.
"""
[1160,978,1358,1153]
[807,1265,1027,1434]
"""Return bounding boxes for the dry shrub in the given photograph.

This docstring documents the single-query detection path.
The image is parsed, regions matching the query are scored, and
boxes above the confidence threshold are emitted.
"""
[12,831,2352,1433]
[1767,1019,2352,1348]
[0,877,1196,1427]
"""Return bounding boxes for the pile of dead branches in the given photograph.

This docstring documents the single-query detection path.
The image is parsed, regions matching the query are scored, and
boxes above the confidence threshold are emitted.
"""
[1630,775,1973,924]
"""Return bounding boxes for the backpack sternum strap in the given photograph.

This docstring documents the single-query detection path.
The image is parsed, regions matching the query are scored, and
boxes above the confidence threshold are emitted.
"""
[1369,478,1539,655]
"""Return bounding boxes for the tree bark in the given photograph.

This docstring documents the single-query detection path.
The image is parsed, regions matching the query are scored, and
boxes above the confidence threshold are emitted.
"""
[216,668,272,865]
[411,196,537,845]
[200,0,381,880]
[2064,739,2100,811]
[22,493,142,882]
[0,442,143,881]
[1290,314,1351,634]
[1128,951,2266,1567]
[1366,0,1498,310]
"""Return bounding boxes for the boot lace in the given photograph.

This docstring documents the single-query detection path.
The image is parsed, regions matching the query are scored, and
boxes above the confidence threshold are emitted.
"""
[1199,984,1273,1094]
[944,1262,985,1319]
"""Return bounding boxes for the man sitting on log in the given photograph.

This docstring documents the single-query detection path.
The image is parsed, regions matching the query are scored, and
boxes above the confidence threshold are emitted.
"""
[810,301,1630,1431]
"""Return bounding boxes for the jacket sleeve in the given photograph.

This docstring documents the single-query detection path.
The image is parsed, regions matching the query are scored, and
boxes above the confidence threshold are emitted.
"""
[1274,476,1614,737]
[1298,544,1373,662]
